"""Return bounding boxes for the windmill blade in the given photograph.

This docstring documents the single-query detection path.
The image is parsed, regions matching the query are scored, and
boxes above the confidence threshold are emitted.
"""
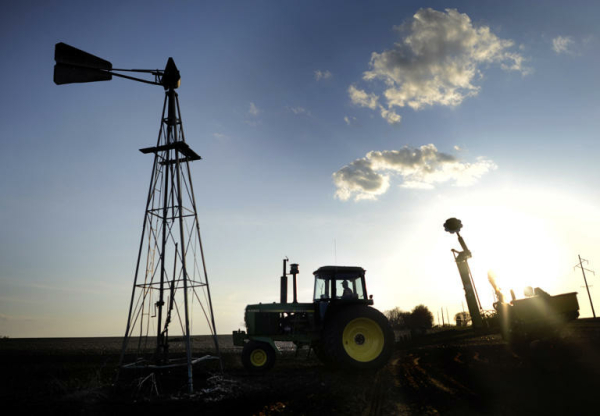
[54,42,112,70]
[54,63,112,85]
[53,43,112,85]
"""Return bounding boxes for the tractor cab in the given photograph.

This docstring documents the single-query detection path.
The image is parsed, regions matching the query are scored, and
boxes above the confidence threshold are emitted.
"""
[313,266,372,304]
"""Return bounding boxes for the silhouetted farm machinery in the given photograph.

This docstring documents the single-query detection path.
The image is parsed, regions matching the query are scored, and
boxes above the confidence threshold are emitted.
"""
[444,218,579,343]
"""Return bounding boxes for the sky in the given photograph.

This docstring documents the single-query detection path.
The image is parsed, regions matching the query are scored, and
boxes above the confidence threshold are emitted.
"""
[1,0,600,337]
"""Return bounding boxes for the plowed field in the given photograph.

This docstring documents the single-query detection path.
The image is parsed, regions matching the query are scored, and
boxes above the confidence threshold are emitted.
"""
[2,320,600,415]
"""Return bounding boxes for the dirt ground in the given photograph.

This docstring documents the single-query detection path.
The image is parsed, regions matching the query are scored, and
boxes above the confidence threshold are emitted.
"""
[2,321,600,415]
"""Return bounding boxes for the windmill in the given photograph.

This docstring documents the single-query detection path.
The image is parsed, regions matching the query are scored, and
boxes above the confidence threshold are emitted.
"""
[54,43,221,392]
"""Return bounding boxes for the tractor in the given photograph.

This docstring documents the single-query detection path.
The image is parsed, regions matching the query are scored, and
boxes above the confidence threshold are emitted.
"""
[232,259,394,372]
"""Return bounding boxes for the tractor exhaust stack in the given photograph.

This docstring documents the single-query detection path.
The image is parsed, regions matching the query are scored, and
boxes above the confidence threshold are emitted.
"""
[281,258,288,304]
[290,263,299,303]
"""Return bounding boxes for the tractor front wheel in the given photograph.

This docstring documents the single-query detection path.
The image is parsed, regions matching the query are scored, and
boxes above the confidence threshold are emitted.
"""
[323,306,394,371]
[242,340,276,372]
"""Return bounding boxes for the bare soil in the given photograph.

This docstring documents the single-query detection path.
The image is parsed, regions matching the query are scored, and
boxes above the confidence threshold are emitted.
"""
[2,321,600,415]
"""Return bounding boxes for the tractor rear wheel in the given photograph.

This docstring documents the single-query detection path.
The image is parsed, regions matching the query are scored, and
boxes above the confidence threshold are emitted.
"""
[323,306,394,371]
[242,340,276,372]
[312,341,332,365]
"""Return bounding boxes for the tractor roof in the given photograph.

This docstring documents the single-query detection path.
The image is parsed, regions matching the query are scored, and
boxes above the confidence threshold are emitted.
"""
[313,266,365,277]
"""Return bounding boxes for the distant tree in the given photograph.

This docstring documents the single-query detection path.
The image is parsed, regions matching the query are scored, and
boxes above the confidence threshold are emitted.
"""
[384,307,409,329]
[384,307,401,328]
[410,304,434,329]
[385,305,434,330]
[399,311,412,328]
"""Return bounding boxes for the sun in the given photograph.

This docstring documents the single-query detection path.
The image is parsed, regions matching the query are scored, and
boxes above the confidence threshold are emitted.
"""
[462,207,567,305]
[375,186,590,318]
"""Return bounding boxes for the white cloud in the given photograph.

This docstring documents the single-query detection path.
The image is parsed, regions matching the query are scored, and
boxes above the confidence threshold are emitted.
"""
[349,85,402,125]
[289,106,309,115]
[348,85,379,109]
[248,102,260,116]
[552,36,575,54]
[351,8,529,123]
[380,107,402,124]
[501,52,533,75]
[333,158,390,201]
[315,70,332,80]
[333,144,497,201]
[344,115,358,126]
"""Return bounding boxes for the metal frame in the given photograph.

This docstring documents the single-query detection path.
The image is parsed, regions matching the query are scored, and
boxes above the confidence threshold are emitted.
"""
[443,218,484,329]
[117,87,222,392]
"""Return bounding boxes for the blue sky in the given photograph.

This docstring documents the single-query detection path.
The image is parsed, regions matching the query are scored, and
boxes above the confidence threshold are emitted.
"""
[1,0,600,337]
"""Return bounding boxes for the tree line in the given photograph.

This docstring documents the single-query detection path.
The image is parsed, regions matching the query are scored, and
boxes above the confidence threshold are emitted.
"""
[384,305,434,330]
[385,305,472,330]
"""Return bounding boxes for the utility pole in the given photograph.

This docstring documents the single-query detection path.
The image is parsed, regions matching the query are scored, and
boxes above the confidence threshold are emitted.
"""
[575,255,596,318]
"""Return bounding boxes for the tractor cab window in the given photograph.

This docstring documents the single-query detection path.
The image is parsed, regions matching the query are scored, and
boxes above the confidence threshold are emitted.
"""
[314,272,367,301]
[314,276,331,301]
[335,277,365,300]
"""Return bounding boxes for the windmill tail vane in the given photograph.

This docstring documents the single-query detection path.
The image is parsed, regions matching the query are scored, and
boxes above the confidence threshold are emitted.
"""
[53,42,180,89]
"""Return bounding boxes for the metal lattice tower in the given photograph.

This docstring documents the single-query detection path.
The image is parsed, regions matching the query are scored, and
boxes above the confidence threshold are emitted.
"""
[117,85,222,390]
[53,43,221,393]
